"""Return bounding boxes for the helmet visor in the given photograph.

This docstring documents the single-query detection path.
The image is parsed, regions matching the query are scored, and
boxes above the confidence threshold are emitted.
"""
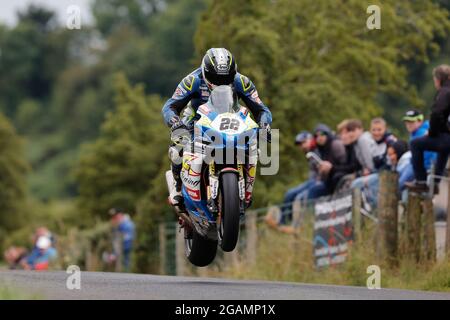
[204,68,236,86]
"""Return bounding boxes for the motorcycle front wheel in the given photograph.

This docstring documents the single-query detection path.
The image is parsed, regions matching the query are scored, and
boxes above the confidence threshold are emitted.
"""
[218,172,241,252]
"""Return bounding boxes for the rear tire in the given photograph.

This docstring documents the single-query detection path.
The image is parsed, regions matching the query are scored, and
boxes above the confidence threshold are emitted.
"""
[185,228,217,267]
[218,172,241,252]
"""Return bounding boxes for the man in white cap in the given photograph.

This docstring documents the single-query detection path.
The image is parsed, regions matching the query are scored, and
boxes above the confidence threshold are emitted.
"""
[22,235,57,270]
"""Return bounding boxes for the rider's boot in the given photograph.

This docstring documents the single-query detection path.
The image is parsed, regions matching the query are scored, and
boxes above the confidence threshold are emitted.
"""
[244,163,257,210]
[169,163,184,206]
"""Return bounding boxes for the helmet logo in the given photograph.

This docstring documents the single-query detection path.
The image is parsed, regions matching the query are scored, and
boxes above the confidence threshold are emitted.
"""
[217,63,228,73]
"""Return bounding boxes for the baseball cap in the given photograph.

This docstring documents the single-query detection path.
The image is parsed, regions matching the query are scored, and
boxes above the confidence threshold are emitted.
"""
[313,123,332,136]
[295,131,312,145]
[108,207,124,216]
[403,109,424,122]
[36,236,51,250]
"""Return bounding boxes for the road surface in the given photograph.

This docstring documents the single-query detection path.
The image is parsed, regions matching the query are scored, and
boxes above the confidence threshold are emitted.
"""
[1,271,450,300]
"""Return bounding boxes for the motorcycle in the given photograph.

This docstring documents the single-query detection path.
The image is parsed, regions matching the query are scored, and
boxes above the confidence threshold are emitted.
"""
[166,85,261,266]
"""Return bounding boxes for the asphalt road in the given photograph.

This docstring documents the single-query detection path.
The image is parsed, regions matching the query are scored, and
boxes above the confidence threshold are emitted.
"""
[1,271,450,300]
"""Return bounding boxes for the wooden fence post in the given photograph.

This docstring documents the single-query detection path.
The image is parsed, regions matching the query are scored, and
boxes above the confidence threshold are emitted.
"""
[175,222,186,276]
[159,223,166,275]
[85,241,92,271]
[405,194,422,262]
[245,211,257,266]
[291,199,302,230]
[223,248,239,271]
[422,198,436,263]
[446,167,450,259]
[404,192,436,263]
[114,234,123,272]
[352,188,361,240]
[377,170,399,265]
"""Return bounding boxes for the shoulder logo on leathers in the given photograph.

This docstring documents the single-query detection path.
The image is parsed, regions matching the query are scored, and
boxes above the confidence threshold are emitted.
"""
[240,75,252,92]
[183,75,195,91]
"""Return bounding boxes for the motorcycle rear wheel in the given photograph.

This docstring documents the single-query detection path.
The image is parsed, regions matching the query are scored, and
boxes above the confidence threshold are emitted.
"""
[185,227,218,267]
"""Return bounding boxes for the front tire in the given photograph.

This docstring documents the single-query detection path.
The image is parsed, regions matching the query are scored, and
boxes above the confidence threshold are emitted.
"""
[185,228,218,267]
[218,172,241,252]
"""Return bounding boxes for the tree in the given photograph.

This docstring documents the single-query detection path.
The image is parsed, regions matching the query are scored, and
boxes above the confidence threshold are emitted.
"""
[0,0,209,201]
[93,0,206,98]
[147,0,207,96]
[92,0,167,35]
[75,73,174,272]
[75,73,169,218]
[0,113,29,235]
[195,0,450,204]
[0,5,71,118]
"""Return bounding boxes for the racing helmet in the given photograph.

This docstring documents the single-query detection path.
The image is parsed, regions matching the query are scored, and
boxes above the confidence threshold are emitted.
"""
[201,48,237,90]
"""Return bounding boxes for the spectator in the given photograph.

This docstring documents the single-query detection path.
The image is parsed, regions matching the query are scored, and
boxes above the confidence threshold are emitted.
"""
[370,117,397,170]
[357,140,411,208]
[347,119,376,175]
[350,118,396,207]
[404,109,437,168]
[278,131,326,225]
[329,120,372,193]
[407,65,450,193]
[108,208,135,272]
[3,246,27,270]
[389,140,412,202]
[32,227,56,248]
[3,227,58,271]
[22,236,57,271]
[314,124,347,193]
[396,109,437,190]
[387,140,411,174]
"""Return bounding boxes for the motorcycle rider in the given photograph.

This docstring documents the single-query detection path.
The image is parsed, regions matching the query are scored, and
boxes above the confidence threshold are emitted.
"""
[162,48,272,207]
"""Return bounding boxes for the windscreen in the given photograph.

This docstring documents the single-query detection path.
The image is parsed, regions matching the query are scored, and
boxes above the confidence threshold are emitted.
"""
[207,85,238,114]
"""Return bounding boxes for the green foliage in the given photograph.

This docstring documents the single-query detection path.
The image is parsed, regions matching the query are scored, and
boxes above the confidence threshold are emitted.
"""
[92,0,166,35]
[0,113,29,232]
[0,285,41,300]
[195,0,450,202]
[202,220,450,292]
[0,5,72,118]
[96,0,206,97]
[0,0,450,278]
[134,170,173,273]
[15,99,41,135]
[75,74,168,217]
[0,1,206,200]
[74,74,174,272]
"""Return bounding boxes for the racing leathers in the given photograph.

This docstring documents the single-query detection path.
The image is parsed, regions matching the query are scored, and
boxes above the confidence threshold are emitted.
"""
[162,67,272,207]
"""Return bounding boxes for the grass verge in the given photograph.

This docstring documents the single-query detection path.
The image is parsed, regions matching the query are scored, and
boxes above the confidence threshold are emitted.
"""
[194,218,450,292]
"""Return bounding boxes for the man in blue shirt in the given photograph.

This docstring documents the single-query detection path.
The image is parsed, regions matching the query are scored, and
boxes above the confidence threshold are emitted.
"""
[23,236,57,270]
[402,109,437,190]
[109,208,135,272]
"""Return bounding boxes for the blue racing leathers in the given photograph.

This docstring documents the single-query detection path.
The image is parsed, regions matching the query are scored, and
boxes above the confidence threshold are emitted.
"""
[161,67,272,126]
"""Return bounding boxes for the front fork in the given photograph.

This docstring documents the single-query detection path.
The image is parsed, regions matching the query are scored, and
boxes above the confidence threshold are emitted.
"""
[207,162,248,214]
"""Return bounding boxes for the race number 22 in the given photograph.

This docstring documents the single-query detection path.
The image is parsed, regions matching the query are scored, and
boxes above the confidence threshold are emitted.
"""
[220,117,240,131]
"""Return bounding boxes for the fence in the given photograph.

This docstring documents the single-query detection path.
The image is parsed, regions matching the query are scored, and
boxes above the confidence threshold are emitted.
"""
[158,170,450,275]
[158,210,262,276]
[56,222,124,272]
[158,190,357,275]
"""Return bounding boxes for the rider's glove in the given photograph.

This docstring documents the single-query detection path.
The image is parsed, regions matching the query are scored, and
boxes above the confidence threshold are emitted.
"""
[170,119,186,131]
[170,118,189,144]
[259,122,271,143]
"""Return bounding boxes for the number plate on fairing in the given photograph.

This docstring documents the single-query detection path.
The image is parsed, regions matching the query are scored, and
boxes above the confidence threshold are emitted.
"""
[211,113,246,134]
